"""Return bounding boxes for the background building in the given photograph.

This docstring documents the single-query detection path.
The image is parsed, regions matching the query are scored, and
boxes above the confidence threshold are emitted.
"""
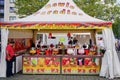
[0,0,4,22]
[0,0,19,58]
[4,0,19,21]
[0,0,18,22]
[0,0,3,57]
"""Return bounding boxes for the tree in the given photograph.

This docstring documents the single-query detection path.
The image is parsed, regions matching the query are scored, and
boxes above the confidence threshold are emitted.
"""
[112,17,120,38]
[14,0,49,17]
[74,0,120,21]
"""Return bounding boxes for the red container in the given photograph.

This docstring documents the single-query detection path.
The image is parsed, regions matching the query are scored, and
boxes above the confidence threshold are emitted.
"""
[85,49,89,55]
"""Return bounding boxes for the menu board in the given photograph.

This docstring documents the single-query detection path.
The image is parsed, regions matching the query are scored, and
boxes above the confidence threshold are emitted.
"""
[62,57,100,74]
[23,56,60,74]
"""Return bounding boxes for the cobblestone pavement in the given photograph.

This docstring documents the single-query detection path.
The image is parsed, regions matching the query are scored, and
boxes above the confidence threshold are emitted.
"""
[0,74,120,80]
[0,52,120,80]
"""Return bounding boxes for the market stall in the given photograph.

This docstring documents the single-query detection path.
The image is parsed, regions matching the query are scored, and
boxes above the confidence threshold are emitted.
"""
[0,0,113,76]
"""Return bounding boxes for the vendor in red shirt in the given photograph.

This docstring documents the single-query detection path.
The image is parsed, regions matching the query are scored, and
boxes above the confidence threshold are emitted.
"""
[6,41,16,77]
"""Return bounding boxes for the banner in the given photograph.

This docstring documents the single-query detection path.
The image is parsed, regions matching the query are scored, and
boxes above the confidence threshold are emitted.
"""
[1,24,112,30]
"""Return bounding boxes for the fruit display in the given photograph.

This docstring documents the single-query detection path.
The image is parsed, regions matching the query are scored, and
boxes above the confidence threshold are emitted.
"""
[29,47,36,55]
[45,49,50,55]
[67,49,74,55]
[75,44,79,48]
[52,48,59,55]
[41,49,45,55]
[78,48,85,55]
[89,45,97,55]
[89,48,96,55]
[36,49,40,55]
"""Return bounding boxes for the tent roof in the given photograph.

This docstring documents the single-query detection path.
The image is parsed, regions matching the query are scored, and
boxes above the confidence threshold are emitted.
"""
[14,0,107,23]
[0,0,112,29]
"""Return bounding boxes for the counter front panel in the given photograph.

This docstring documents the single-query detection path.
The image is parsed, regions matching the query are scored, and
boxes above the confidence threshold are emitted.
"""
[23,56,60,74]
[22,55,102,74]
[62,56,100,74]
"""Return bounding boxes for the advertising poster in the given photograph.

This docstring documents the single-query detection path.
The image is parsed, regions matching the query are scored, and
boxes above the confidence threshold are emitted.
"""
[62,57,100,74]
[23,57,60,74]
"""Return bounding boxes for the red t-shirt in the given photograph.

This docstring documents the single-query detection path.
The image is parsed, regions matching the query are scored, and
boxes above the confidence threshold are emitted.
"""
[6,44,14,60]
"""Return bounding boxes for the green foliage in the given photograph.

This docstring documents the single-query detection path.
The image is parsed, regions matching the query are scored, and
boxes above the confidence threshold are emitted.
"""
[112,17,120,38]
[74,0,120,21]
[14,0,49,17]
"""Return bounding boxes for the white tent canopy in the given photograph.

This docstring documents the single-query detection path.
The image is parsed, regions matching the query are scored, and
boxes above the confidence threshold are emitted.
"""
[100,28,120,79]
[14,0,105,23]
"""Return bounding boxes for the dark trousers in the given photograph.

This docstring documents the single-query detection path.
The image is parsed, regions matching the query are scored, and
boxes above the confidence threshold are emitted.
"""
[6,60,13,77]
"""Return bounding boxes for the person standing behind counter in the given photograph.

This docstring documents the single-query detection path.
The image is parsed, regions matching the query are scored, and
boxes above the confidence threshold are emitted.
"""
[73,37,78,45]
[6,41,17,77]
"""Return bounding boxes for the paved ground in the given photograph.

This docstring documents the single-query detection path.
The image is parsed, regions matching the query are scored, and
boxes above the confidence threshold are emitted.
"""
[0,74,120,80]
[0,52,120,80]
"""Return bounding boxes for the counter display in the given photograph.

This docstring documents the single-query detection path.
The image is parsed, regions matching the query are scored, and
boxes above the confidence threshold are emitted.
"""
[23,55,60,74]
[62,56,101,74]
[22,55,102,74]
